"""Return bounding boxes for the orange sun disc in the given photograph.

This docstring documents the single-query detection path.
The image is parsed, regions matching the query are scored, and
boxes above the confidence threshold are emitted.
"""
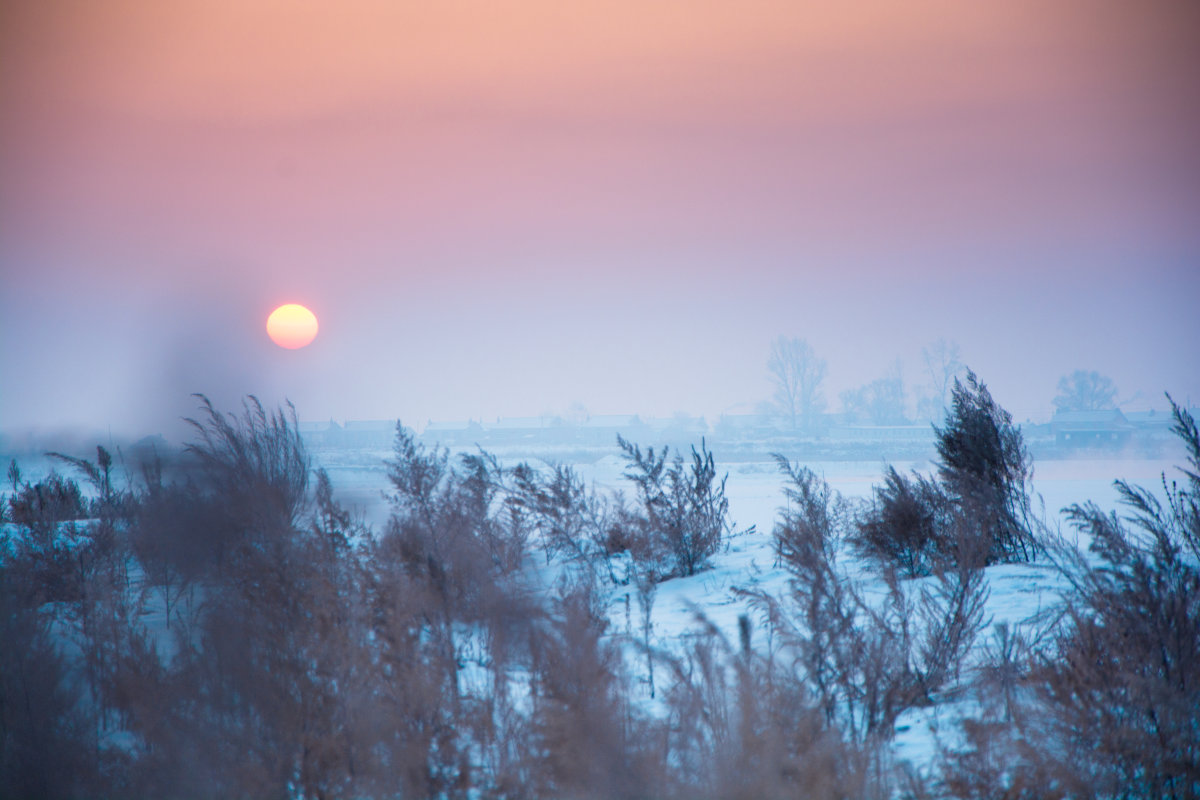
[266,304,319,349]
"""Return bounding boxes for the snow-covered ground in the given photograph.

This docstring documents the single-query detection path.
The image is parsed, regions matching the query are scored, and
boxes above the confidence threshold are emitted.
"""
[319,448,1178,548]
[5,437,1184,784]
[311,445,1182,775]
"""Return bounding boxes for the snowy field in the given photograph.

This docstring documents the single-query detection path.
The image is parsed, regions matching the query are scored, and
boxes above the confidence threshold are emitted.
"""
[310,445,1185,774]
[3,436,1188,788]
[318,447,1180,545]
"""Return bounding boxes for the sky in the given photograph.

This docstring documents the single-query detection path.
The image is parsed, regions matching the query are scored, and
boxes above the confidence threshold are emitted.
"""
[2,0,1198,441]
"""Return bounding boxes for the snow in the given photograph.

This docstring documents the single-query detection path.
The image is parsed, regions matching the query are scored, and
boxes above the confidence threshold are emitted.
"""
[11,439,1170,783]
[304,445,1179,778]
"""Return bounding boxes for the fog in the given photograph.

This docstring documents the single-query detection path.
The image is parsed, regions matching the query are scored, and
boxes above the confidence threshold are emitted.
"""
[2,1,1199,442]
[2,251,1197,445]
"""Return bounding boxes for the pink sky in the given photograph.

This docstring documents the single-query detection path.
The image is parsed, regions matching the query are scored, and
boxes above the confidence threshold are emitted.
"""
[2,1,1198,436]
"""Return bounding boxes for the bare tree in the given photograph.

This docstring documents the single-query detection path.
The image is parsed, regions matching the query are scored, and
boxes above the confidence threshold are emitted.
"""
[767,336,827,433]
[840,361,908,426]
[1052,369,1117,412]
[921,338,965,421]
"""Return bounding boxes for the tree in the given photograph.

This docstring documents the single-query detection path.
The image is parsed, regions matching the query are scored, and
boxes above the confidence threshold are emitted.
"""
[840,362,907,425]
[1053,369,1117,412]
[767,336,827,432]
[919,337,965,422]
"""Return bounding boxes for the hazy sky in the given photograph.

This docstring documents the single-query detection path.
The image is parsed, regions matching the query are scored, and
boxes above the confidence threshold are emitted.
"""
[2,1,1198,439]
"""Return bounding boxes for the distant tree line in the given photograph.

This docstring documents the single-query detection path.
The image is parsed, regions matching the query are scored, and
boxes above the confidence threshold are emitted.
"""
[765,335,1126,429]
[2,379,1196,798]
[765,335,966,429]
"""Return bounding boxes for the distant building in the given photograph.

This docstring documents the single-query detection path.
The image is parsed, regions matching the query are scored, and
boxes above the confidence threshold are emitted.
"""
[298,420,342,447]
[1125,409,1177,438]
[421,420,485,447]
[1051,409,1134,448]
[712,413,781,440]
[486,416,568,445]
[580,414,646,446]
[340,420,397,449]
[644,414,709,445]
[827,425,933,443]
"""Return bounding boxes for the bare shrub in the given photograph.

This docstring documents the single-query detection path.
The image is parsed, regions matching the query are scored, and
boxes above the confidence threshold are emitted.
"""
[935,371,1036,564]
[525,582,655,800]
[185,395,309,509]
[973,622,1036,725]
[7,470,87,539]
[383,425,534,621]
[116,396,372,799]
[617,435,730,578]
[771,454,847,571]
[0,545,97,800]
[936,717,1070,800]
[850,370,1036,578]
[377,423,553,795]
[853,466,951,578]
[764,458,989,758]
[49,445,119,514]
[1029,402,1200,797]
[128,478,216,632]
[1033,422,1200,795]
[913,553,990,701]
[510,461,607,566]
[178,395,311,589]
[939,399,1200,798]
[662,614,870,799]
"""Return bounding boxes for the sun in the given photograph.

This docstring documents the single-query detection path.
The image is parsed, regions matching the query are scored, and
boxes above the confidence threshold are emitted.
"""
[266,303,319,349]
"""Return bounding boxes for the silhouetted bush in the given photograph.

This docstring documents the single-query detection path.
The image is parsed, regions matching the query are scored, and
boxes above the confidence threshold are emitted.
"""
[771,455,846,572]
[510,461,609,567]
[184,394,311,563]
[0,545,98,800]
[662,614,870,800]
[853,466,950,577]
[7,470,87,533]
[851,370,1036,577]
[383,425,535,617]
[526,583,655,800]
[934,370,1036,565]
[1037,399,1199,796]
